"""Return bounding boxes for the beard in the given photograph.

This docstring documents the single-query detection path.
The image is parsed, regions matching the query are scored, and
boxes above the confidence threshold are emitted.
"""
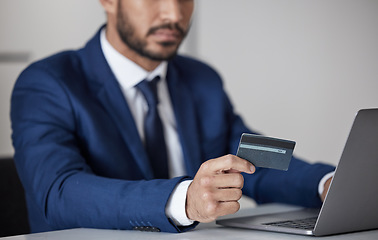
[116,4,188,61]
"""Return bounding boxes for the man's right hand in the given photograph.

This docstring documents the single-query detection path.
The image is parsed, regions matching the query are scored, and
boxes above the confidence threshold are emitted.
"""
[185,154,255,222]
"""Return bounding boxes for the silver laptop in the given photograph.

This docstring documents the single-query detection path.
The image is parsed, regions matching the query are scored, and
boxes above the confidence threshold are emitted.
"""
[217,108,378,236]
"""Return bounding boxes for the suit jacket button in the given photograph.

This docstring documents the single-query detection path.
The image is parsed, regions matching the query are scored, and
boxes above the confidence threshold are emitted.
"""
[133,226,160,232]
[149,227,160,232]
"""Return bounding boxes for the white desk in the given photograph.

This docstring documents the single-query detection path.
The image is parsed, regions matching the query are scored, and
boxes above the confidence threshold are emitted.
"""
[2,204,378,240]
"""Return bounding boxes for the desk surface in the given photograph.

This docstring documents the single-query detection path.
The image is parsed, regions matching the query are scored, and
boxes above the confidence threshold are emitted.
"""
[2,204,378,240]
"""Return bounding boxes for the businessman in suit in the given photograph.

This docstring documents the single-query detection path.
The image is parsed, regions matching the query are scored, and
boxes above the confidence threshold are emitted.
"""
[11,0,334,233]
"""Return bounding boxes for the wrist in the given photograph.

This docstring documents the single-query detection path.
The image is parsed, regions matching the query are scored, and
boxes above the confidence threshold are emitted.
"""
[165,180,194,226]
[318,171,335,196]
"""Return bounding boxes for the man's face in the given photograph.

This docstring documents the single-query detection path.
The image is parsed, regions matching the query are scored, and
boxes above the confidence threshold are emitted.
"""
[116,0,194,61]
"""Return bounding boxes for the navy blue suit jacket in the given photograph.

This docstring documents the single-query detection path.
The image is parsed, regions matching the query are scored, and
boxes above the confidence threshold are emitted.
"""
[11,28,334,233]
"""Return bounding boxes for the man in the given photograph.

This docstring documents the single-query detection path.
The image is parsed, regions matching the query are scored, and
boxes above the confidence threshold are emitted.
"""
[11,0,334,233]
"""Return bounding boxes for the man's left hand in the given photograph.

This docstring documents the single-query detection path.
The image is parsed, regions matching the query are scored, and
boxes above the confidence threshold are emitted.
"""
[321,177,333,202]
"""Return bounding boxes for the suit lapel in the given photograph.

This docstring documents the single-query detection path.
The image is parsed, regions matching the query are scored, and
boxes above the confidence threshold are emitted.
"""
[96,81,154,179]
[80,28,154,180]
[166,62,203,177]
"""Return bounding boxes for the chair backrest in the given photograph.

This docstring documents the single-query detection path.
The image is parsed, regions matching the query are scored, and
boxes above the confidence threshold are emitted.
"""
[0,158,30,237]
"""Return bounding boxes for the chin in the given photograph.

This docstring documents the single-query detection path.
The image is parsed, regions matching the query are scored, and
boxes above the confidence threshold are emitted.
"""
[145,46,179,60]
[147,52,178,61]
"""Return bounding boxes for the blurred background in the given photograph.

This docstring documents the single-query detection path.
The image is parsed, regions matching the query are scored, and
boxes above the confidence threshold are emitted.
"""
[1,0,378,169]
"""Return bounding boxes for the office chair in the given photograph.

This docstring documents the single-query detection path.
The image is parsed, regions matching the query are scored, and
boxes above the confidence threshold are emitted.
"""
[0,157,30,237]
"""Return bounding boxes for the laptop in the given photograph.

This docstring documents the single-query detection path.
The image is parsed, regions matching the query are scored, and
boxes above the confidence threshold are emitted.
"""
[217,108,378,236]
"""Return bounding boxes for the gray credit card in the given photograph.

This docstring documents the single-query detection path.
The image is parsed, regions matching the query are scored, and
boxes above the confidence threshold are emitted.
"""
[236,133,296,171]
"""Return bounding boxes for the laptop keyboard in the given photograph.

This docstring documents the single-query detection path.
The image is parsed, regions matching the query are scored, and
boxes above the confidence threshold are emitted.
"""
[263,217,317,230]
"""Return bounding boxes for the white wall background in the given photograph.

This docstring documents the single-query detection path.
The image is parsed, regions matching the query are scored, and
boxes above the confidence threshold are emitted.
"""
[191,0,378,166]
[1,0,378,169]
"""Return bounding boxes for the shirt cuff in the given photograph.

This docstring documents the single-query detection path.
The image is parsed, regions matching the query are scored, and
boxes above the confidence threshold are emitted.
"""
[165,180,194,226]
[318,171,335,196]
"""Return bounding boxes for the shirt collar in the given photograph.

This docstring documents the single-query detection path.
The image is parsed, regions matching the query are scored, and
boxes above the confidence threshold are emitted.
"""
[100,28,167,89]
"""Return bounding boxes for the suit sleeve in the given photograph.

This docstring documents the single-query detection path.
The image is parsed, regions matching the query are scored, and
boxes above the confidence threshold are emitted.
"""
[11,63,193,233]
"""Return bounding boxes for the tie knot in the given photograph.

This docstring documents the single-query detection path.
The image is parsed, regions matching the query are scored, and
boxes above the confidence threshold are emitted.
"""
[136,76,160,107]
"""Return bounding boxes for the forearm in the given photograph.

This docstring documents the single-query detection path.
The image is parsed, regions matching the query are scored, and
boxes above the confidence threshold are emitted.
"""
[45,171,185,231]
[16,150,187,232]
[242,156,335,208]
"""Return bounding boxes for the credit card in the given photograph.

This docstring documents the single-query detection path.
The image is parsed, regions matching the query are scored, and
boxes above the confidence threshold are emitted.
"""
[236,133,296,171]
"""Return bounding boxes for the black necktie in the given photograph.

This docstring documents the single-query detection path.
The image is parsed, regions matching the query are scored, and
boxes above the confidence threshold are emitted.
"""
[136,76,169,179]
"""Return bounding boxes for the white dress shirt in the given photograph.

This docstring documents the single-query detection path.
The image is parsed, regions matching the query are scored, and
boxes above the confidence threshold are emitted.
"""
[100,29,193,226]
